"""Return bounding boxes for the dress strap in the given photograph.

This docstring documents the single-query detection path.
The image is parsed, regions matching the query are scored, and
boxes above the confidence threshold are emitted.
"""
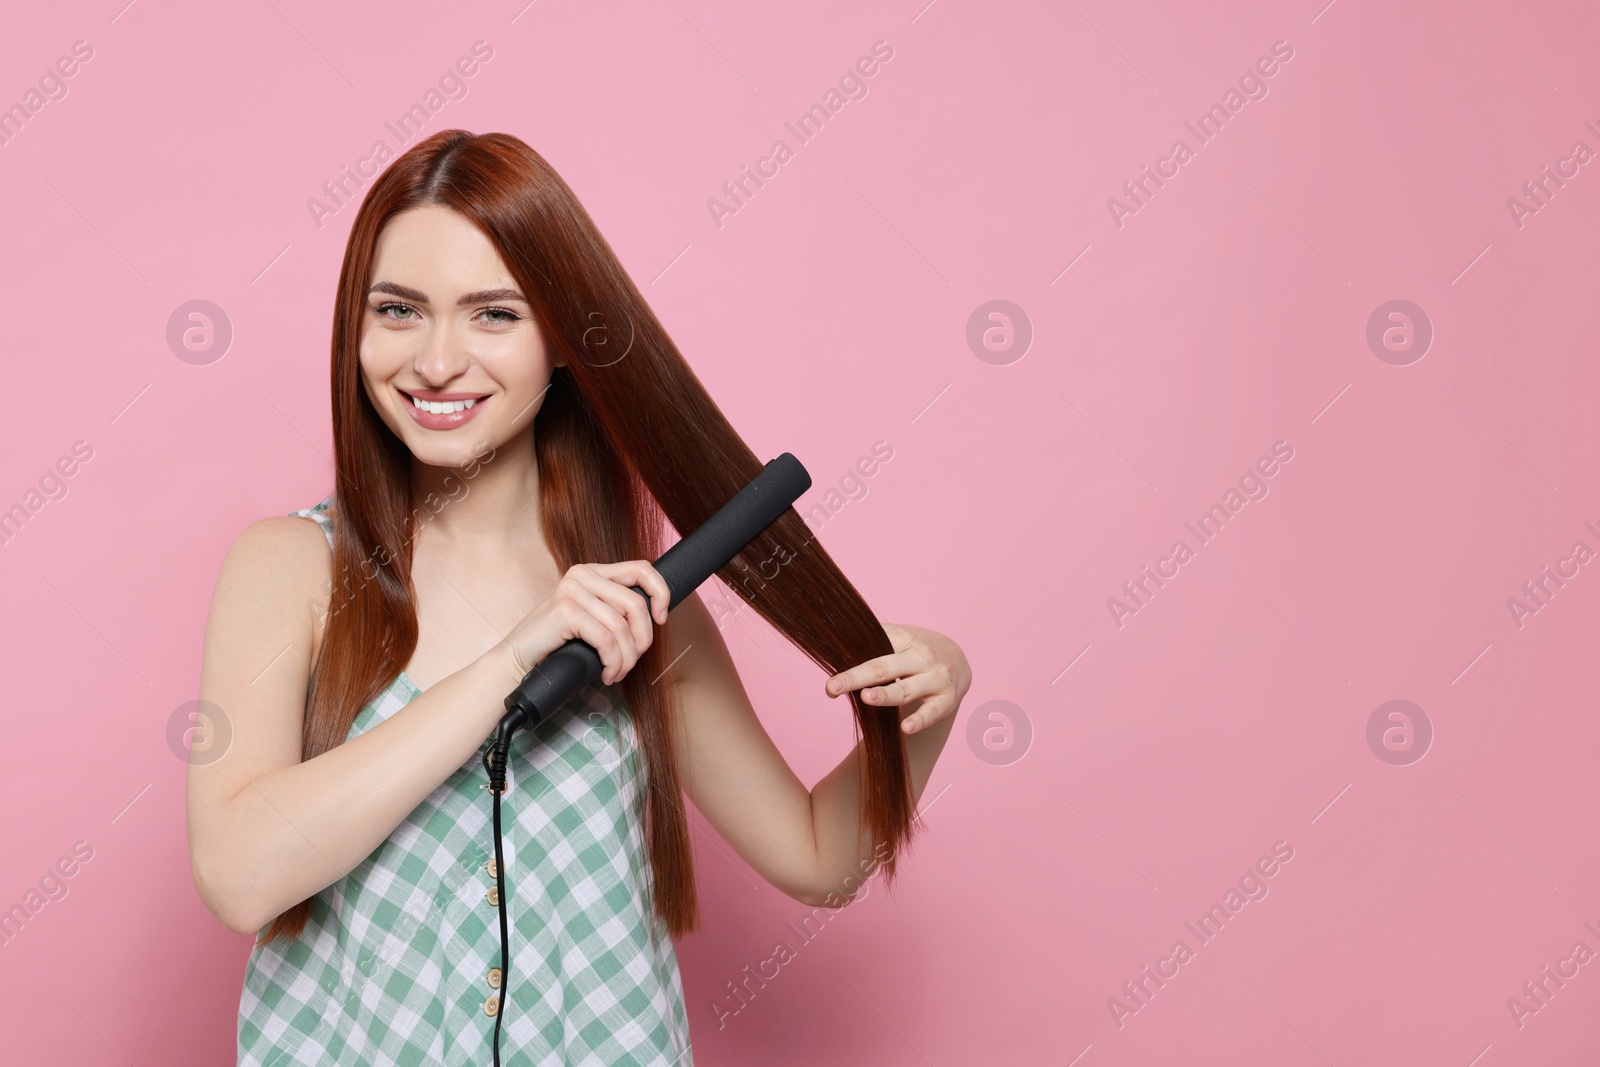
[290,494,336,551]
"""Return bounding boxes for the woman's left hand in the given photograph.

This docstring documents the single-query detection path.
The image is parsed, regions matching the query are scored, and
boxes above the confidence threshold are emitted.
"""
[823,623,971,735]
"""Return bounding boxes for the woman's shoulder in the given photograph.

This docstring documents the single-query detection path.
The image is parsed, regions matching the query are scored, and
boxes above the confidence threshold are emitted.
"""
[217,497,336,600]
[206,500,338,691]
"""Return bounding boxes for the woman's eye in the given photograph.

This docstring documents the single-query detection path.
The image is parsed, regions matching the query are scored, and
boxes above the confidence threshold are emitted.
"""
[374,302,415,320]
[481,307,520,325]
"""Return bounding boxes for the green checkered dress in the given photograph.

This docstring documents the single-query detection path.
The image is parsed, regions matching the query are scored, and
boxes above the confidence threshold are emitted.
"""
[236,495,692,1066]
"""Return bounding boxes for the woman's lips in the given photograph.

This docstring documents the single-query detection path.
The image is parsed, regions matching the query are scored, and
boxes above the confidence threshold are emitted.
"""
[401,390,488,430]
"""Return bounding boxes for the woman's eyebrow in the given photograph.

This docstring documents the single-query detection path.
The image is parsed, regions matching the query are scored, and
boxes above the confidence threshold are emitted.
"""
[368,281,529,306]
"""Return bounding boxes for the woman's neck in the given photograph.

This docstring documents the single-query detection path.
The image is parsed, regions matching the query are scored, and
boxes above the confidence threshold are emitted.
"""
[408,431,547,553]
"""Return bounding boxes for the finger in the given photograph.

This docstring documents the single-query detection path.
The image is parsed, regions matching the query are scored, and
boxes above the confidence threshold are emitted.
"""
[882,626,959,695]
[898,696,953,734]
[557,599,623,684]
[860,671,939,708]
[825,650,923,697]
[559,583,638,684]
[595,560,672,625]
[898,700,924,734]
[571,566,654,660]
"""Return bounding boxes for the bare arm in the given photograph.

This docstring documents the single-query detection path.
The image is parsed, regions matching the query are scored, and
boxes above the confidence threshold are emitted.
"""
[664,595,965,908]
[185,517,525,936]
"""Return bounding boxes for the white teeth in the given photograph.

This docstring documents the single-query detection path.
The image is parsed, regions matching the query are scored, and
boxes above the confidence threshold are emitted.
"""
[409,396,478,415]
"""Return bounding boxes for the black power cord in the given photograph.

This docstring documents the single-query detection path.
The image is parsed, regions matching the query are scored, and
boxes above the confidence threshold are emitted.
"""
[470,454,811,1065]
[482,720,517,1066]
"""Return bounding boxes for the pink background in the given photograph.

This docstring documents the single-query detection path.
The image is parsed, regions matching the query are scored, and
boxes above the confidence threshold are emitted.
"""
[2,0,1598,1063]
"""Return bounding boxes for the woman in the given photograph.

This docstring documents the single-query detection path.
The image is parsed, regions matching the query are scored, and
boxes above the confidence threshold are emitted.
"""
[187,129,970,1066]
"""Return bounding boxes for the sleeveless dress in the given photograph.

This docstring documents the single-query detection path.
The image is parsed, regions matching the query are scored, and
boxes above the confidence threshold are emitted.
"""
[235,495,693,1067]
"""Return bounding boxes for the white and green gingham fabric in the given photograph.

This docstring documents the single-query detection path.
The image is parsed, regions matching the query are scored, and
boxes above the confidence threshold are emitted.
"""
[236,495,693,1066]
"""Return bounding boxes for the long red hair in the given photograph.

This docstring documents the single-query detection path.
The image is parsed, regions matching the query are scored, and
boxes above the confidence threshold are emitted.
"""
[259,129,916,946]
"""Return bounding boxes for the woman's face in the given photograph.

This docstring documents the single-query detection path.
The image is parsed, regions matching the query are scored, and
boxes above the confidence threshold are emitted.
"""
[359,203,562,470]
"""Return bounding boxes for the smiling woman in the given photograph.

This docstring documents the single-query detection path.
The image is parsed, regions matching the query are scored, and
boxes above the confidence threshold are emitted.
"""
[188,128,968,1067]
[357,214,559,452]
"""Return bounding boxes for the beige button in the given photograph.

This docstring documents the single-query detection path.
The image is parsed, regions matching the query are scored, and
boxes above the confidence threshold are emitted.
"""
[487,967,502,989]
[486,858,498,878]
[484,995,500,1017]
[486,885,500,906]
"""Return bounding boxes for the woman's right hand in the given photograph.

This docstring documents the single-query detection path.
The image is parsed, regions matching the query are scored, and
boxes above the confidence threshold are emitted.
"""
[497,561,672,686]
